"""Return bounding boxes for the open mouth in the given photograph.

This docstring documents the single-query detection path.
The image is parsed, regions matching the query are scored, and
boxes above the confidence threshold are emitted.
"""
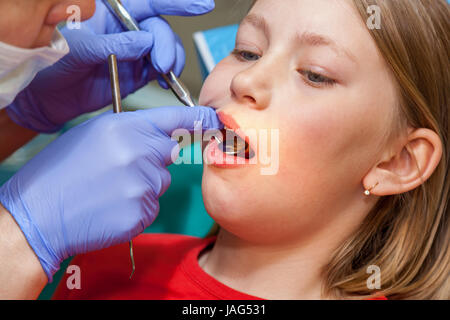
[217,127,255,159]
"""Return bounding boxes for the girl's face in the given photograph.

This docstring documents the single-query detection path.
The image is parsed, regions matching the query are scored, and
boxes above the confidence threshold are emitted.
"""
[199,0,399,244]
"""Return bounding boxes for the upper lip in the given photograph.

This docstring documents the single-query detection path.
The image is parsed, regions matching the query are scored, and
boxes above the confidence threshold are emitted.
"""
[217,111,240,131]
[216,111,256,155]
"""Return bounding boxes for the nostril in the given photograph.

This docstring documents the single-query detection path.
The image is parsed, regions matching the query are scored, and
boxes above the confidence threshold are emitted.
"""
[244,96,257,104]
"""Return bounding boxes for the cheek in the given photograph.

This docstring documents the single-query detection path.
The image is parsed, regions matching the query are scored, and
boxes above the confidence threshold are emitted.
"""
[45,0,96,26]
[32,25,59,48]
[198,77,215,106]
[278,93,391,196]
[79,0,96,20]
[0,2,47,48]
[198,58,237,106]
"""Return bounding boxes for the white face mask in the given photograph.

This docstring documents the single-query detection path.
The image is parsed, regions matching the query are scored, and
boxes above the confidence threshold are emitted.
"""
[0,29,69,109]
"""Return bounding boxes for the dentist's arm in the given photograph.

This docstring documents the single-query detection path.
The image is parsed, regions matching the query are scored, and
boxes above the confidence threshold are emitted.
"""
[6,0,215,133]
[0,109,37,161]
[3,0,214,154]
[0,204,47,299]
[0,106,222,299]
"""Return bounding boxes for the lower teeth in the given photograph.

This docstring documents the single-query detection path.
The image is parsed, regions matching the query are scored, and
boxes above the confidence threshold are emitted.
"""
[217,129,254,159]
[225,139,246,154]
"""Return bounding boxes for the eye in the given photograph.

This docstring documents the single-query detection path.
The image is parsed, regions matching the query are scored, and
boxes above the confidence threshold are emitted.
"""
[231,49,261,62]
[299,70,336,88]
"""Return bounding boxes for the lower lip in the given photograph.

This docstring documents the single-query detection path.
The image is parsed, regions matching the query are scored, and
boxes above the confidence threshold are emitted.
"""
[205,138,251,168]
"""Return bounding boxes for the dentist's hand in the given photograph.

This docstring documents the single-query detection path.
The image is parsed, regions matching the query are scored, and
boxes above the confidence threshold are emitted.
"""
[6,0,215,133]
[0,106,222,282]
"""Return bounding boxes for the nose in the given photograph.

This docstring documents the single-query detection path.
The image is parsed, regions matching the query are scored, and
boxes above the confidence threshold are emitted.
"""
[229,58,273,110]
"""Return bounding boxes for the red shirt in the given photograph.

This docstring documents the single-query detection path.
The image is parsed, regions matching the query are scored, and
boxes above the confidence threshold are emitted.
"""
[52,233,387,300]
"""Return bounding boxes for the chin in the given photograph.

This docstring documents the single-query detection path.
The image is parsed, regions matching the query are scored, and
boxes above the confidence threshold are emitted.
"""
[201,169,298,244]
[202,168,245,223]
[201,167,267,241]
[32,25,56,48]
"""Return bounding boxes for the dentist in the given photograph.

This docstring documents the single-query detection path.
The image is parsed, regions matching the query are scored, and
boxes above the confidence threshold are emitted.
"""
[0,0,221,299]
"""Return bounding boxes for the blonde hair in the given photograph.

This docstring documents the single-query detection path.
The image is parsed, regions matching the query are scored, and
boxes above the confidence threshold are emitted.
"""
[322,0,449,300]
[207,0,450,299]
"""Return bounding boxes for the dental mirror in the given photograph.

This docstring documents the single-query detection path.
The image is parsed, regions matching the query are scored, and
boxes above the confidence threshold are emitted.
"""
[216,128,254,159]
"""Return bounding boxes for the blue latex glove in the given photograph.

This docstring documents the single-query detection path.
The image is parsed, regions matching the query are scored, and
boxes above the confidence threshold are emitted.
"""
[0,106,222,282]
[6,0,215,133]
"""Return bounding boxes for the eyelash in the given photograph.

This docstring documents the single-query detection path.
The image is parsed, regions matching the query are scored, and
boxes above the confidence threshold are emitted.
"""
[231,49,260,62]
[231,49,337,88]
[298,70,337,88]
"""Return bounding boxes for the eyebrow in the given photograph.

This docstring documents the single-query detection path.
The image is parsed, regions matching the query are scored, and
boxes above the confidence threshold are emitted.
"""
[240,14,357,64]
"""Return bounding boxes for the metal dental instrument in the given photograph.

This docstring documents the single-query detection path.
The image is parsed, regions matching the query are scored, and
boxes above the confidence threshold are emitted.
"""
[103,0,249,156]
[103,0,195,107]
[108,54,135,279]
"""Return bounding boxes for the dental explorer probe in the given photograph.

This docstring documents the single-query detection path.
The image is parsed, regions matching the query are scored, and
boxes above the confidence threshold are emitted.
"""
[103,0,195,107]
[107,54,135,279]
[103,0,251,155]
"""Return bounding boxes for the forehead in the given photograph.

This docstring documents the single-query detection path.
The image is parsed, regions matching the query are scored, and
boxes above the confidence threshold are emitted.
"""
[245,0,378,62]
[249,0,360,27]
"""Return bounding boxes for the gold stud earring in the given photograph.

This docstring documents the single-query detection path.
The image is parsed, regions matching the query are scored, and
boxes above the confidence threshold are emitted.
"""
[364,182,379,196]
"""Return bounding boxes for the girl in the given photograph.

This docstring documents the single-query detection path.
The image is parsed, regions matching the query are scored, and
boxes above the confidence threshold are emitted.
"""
[54,0,449,300]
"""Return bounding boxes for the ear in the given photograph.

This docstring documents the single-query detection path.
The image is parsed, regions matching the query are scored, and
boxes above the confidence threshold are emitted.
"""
[363,128,443,196]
